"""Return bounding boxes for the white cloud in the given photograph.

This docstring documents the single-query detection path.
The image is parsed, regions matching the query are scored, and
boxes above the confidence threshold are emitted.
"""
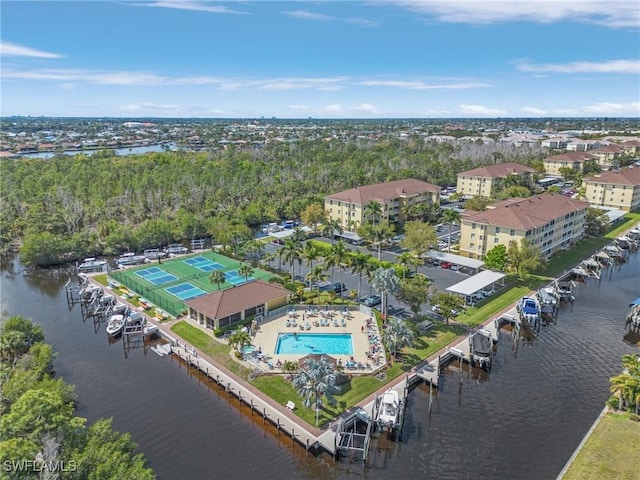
[0,41,63,59]
[459,104,508,116]
[358,79,490,89]
[521,107,547,115]
[515,59,640,74]
[324,104,342,113]
[283,10,379,27]
[139,1,248,15]
[354,103,379,114]
[582,101,640,115]
[283,10,332,21]
[119,102,179,112]
[392,1,640,28]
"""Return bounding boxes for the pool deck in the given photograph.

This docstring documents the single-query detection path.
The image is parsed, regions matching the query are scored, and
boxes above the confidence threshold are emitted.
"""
[250,307,385,373]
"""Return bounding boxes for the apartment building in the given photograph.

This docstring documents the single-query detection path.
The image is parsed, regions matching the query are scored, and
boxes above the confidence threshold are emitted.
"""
[583,168,640,212]
[324,178,440,231]
[542,152,597,175]
[589,144,625,169]
[459,193,589,260]
[456,162,535,198]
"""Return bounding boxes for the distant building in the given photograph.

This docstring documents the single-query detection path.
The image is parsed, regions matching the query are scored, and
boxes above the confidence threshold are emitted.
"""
[588,144,625,169]
[458,193,589,260]
[324,178,440,231]
[456,162,535,198]
[186,280,290,330]
[582,168,640,212]
[542,152,597,175]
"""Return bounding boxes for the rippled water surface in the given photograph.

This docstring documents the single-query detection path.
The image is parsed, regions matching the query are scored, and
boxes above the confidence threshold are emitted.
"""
[1,251,638,480]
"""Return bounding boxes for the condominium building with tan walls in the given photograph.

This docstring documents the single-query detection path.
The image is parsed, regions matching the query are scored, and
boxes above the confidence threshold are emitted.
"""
[542,152,597,175]
[583,168,640,212]
[458,193,589,260]
[324,178,440,231]
[456,162,535,198]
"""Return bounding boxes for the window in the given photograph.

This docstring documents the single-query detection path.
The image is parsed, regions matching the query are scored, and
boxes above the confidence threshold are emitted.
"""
[495,227,501,234]
[494,237,499,243]
[471,233,476,239]
[510,229,515,236]
[470,243,475,249]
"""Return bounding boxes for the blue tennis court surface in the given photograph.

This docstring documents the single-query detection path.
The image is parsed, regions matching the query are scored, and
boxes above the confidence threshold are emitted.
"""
[166,283,207,300]
[225,270,253,285]
[184,256,224,272]
[135,267,178,285]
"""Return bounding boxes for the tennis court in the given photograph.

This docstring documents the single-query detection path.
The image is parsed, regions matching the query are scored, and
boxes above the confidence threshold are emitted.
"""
[135,267,178,285]
[110,250,274,317]
[183,256,224,272]
[166,283,207,300]
[225,270,254,285]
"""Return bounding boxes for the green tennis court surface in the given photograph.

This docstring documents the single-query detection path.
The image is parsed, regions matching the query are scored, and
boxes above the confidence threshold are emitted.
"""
[109,251,273,317]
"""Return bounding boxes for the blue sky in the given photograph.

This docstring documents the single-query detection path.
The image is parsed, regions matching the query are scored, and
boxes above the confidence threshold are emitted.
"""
[1,1,639,118]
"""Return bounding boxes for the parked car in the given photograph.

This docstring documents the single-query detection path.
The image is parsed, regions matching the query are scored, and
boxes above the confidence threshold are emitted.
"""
[331,282,346,293]
[432,304,459,316]
[361,294,381,307]
[441,262,453,269]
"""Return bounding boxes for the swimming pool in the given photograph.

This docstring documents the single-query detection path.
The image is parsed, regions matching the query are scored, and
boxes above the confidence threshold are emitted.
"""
[275,333,353,355]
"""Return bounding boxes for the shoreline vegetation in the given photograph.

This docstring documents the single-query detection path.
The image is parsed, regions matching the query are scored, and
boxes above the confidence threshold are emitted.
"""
[0,315,155,479]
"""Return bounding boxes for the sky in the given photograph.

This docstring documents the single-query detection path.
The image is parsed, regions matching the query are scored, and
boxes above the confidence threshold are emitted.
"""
[1,1,639,118]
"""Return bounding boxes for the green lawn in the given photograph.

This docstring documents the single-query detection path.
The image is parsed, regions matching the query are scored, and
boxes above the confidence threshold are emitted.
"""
[563,412,640,480]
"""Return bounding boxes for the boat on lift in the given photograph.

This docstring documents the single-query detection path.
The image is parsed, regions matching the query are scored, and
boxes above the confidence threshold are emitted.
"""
[376,389,401,431]
[517,296,541,329]
[106,314,125,337]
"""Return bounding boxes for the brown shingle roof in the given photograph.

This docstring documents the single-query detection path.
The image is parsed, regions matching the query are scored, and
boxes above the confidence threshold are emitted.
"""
[326,178,440,204]
[584,168,640,186]
[186,280,290,319]
[544,152,596,163]
[458,162,535,178]
[463,193,589,230]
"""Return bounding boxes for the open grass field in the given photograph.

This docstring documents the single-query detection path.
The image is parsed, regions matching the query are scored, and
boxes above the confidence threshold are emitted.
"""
[110,251,274,317]
[563,412,640,480]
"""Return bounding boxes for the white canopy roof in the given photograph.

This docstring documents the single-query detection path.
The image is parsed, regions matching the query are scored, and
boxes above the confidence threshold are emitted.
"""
[446,270,506,296]
[426,251,484,270]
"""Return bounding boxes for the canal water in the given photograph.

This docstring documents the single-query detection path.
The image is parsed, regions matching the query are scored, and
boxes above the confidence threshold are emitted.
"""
[1,252,638,480]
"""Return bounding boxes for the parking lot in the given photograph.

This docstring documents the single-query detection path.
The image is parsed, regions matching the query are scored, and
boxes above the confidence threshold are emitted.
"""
[262,231,470,318]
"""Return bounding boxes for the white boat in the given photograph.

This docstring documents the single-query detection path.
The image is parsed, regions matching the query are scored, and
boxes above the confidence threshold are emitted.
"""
[78,257,107,272]
[517,296,541,328]
[116,252,148,266]
[470,330,493,370]
[165,244,188,255]
[537,286,559,306]
[627,298,640,329]
[144,248,167,260]
[376,389,401,430]
[106,314,125,337]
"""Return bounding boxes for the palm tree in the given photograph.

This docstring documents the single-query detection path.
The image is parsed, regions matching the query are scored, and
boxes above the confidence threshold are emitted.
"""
[279,237,303,281]
[228,328,252,357]
[238,264,254,282]
[262,251,276,269]
[209,270,226,291]
[322,219,342,244]
[350,251,374,300]
[306,265,328,301]
[396,251,413,278]
[371,267,399,323]
[303,242,321,271]
[283,360,298,379]
[364,200,383,226]
[329,240,349,299]
[441,208,461,252]
[292,357,338,426]
[381,316,415,359]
